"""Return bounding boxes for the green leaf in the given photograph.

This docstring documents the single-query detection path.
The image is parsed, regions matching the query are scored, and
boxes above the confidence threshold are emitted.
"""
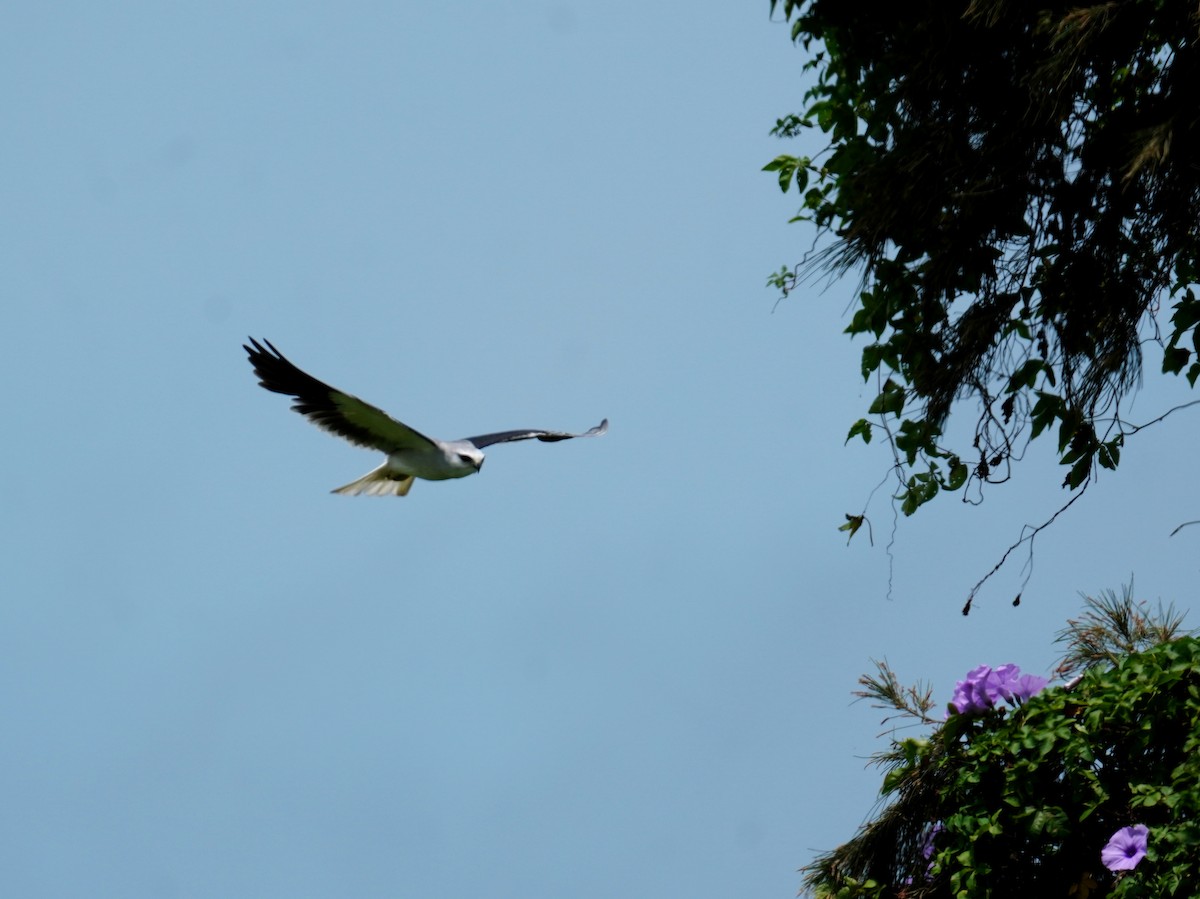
[1030,391,1062,440]
[898,470,939,515]
[1098,436,1122,470]
[1163,345,1191,375]
[762,155,803,193]
[894,419,939,465]
[778,163,795,192]
[1006,319,1031,340]
[1057,416,1081,455]
[768,114,809,139]
[1006,358,1044,393]
[1169,290,1200,333]
[860,343,883,380]
[1064,455,1091,489]
[867,379,905,417]
[812,100,835,131]
[947,458,969,490]
[838,513,865,542]
[846,419,873,444]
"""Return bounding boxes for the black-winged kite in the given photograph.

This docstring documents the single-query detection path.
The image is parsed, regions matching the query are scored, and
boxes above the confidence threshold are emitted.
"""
[245,338,607,496]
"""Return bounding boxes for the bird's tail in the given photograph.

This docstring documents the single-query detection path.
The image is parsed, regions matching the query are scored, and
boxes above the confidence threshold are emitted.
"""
[331,465,415,497]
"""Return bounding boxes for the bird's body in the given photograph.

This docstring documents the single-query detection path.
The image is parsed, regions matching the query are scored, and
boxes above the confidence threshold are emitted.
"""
[244,338,606,496]
[334,440,483,497]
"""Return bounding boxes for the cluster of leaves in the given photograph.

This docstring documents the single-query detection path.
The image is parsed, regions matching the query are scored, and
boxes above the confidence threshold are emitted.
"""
[803,594,1199,897]
[767,0,1200,521]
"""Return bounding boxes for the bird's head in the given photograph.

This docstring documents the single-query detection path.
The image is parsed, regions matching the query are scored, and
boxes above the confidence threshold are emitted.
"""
[448,443,485,472]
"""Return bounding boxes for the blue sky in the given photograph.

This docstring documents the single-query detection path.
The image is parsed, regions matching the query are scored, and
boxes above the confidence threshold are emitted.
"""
[3,4,1197,897]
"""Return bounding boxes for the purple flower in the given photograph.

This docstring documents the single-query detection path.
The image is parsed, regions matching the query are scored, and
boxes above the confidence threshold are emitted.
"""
[1101,824,1148,872]
[950,665,1000,715]
[949,664,1048,716]
[921,823,943,860]
[1009,673,1048,704]
[990,663,1020,700]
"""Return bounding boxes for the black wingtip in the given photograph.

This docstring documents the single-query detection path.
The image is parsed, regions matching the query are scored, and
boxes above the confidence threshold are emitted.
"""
[244,337,325,400]
[244,336,281,361]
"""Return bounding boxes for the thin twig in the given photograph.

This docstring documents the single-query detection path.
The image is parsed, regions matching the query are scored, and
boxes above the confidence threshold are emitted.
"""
[962,481,1091,615]
[1117,398,1200,435]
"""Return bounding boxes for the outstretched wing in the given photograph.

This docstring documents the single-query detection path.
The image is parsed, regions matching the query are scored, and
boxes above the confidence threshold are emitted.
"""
[244,338,439,453]
[464,418,608,449]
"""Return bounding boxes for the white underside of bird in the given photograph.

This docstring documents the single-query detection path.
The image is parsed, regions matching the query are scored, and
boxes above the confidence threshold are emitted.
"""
[331,439,487,497]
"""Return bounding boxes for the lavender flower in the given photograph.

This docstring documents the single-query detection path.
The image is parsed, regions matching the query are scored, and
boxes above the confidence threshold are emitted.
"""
[949,664,1048,716]
[921,822,943,861]
[1101,825,1148,872]
[1009,673,1049,704]
[950,665,999,715]
[990,663,1020,700]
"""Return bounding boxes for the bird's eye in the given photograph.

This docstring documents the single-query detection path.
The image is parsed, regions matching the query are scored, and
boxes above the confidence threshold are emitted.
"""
[457,454,474,465]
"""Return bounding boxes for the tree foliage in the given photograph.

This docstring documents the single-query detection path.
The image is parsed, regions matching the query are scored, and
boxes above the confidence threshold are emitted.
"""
[767,0,1200,527]
[804,593,1198,897]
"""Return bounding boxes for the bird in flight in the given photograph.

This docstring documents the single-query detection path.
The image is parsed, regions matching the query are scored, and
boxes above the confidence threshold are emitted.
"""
[244,338,607,496]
